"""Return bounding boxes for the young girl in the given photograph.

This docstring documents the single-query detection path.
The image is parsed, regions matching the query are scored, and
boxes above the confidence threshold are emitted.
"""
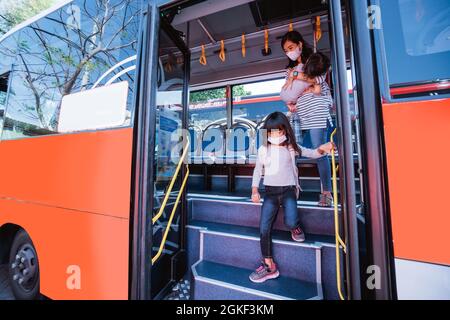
[249,112,333,283]
[281,31,334,207]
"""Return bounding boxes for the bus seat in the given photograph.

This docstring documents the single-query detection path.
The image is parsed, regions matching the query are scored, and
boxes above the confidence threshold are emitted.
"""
[225,126,251,164]
[188,127,202,164]
[201,126,225,164]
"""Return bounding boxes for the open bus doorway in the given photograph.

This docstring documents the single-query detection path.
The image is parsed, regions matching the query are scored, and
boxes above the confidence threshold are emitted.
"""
[167,0,358,202]
[150,0,363,300]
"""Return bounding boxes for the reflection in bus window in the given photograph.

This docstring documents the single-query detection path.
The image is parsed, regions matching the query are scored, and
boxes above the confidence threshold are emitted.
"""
[378,0,450,88]
[398,0,450,56]
[0,72,9,135]
[0,0,143,140]
[0,72,9,114]
[155,28,185,183]
[232,78,285,125]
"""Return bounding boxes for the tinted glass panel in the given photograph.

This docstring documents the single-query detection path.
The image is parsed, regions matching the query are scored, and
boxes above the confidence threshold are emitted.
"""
[378,0,450,87]
[2,0,143,140]
[232,78,285,125]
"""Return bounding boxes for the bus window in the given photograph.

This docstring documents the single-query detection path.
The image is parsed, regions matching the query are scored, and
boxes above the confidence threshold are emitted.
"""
[1,0,143,140]
[376,0,450,97]
[0,72,9,136]
[0,72,8,114]
[232,78,285,125]
[189,87,227,131]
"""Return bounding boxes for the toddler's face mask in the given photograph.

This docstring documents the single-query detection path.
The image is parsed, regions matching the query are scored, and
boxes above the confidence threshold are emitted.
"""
[268,135,287,145]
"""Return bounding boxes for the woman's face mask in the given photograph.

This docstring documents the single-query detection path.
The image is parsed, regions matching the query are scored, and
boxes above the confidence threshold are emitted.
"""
[286,45,302,61]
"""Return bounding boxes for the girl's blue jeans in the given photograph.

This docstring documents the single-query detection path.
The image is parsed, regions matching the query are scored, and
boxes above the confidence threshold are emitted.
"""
[260,186,299,258]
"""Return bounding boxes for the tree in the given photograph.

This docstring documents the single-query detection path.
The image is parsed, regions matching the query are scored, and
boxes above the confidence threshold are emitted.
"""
[1,0,141,131]
[190,85,251,104]
[0,0,57,36]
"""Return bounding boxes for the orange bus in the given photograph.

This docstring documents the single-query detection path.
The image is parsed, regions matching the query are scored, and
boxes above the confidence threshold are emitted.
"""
[0,0,449,300]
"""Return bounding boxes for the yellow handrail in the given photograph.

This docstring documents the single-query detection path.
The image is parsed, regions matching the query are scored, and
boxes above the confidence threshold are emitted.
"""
[151,141,190,265]
[330,129,347,300]
[152,141,190,224]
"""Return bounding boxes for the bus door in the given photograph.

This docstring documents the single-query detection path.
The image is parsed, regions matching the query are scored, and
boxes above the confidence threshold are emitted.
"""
[149,18,190,298]
[131,3,190,300]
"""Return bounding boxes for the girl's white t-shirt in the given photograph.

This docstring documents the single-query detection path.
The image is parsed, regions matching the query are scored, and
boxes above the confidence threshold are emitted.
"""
[252,144,322,189]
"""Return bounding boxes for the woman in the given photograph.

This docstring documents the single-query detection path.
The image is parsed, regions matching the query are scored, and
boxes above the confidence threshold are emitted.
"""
[280,31,334,207]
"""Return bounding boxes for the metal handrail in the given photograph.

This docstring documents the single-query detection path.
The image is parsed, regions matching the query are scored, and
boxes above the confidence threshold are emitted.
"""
[151,141,190,265]
[331,129,347,300]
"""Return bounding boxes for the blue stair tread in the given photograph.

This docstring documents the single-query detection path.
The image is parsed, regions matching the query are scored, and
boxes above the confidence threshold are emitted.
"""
[189,220,335,246]
[194,260,320,300]
[188,193,341,208]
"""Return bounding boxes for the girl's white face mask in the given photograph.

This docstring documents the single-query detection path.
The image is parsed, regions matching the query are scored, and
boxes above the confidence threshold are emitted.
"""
[286,46,302,61]
[268,135,287,145]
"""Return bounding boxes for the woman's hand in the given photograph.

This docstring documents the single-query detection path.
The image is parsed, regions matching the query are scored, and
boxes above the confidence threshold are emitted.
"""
[251,188,261,203]
[303,86,315,94]
[312,84,322,95]
[282,77,294,90]
[287,102,297,113]
[297,72,307,81]
[283,69,300,90]
[318,142,336,155]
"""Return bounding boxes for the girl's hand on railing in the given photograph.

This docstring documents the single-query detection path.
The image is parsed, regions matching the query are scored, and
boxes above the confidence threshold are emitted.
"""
[251,189,261,203]
[318,142,336,155]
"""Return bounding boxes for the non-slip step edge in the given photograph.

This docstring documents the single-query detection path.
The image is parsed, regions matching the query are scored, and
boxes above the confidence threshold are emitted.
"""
[187,220,336,249]
[188,194,342,209]
[195,223,324,285]
[192,260,323,301]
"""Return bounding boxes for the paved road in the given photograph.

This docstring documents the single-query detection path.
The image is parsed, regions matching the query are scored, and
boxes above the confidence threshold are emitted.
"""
[0,265,14,300]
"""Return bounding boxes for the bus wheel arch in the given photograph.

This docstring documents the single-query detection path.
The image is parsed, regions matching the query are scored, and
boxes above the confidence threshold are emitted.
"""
[0,224,40,300]
[0,223,22,264]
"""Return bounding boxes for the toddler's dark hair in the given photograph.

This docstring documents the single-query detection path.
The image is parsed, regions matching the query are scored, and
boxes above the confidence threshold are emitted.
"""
[303,52,330,78]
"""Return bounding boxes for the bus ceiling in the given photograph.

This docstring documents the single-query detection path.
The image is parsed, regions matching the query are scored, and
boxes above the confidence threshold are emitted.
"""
[160,0,350,87]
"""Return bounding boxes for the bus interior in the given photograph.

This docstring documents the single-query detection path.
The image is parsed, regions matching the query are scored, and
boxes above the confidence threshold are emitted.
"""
[151,0,361,300]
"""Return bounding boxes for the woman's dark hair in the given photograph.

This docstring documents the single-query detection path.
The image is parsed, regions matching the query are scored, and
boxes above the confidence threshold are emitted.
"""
[303,52,331,78]
[262,112,301,155]
[281,31,314,69]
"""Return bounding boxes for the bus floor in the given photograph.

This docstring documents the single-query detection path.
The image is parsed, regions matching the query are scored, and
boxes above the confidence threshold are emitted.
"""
[163,279,191,300]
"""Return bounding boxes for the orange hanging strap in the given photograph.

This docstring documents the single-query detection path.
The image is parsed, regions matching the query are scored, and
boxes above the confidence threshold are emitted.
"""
[315,16,322,42]
[241,33,246,58]
[264,28,269,54]
[199,44,207,66]
[289,22,293,32]
[219,40,226,62]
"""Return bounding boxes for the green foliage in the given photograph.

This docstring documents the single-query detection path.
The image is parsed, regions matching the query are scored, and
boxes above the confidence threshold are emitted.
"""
[190,85,251,104]
[0,0,57,36]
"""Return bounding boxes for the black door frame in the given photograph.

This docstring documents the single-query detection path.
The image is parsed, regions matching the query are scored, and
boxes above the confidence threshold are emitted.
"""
[347,0,397,300]
[130,0,190,300]
[328,0,361,300]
